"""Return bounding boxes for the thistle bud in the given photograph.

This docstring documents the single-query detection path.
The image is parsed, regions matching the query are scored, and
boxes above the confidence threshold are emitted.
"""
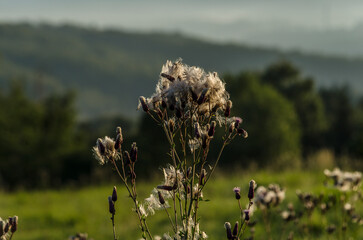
[234,117,242,128]
[202,134,209,149]
[123,151,131,165]
[208,121,216,137]
[115,127,123,150]
[244,210,250,221]
[10,216,18,233]
[248,180,256,200]
[139,96,149,112]
[168,119,175,133]
[130,142,138,162]
[229,122,235,133]
[197,88,209,105]
[161,73,175,82]
[190,87,198,102]
[224,100,232,117]
[194,123,201,138]
[158,191,165,205]
[237,128,248,138]
[199,169,206,186]
[112,186,118,202]
[233,187,241,200]
[224,222,233,240]
[233,221,238,237]
[97,138,105,155]
[108,196,115,215]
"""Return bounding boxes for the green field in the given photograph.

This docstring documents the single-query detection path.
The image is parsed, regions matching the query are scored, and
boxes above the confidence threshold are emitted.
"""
[1,170,362,240]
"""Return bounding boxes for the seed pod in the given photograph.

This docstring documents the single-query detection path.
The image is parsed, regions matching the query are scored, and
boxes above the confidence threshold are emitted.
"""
[248,180,256,200]
[158,191,165,205]
[112,186,118,202]
[197,88,209,105]
[194,123,201,138]
[208,121,216,137]
[161,73,175,82]
[130,142,138,162]
[108,196,115,215]
[224,100,232,117]
[139,96,149,112]
[199,169,206,186]
[10,216,18,233]
[233,221,238,237]
[224,222,233,240]
[244,210,250,221]
[168,119,175,133]
[97,138,105,155]
[233,187,241,200]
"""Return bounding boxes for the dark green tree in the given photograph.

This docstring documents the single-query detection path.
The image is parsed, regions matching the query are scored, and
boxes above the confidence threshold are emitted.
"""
[262,61,327,155]
[223,72,301,168]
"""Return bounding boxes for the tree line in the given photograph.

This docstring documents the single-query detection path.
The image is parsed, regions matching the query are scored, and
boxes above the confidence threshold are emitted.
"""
[0,61,362,190]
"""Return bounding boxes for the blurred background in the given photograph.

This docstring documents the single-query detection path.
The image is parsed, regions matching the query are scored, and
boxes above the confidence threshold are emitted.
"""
[1,0,362,189]
[0,1,362,239]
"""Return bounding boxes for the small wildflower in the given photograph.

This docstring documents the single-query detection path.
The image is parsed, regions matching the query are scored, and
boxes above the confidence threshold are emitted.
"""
[244,210,250,221]
[233,187,241,200]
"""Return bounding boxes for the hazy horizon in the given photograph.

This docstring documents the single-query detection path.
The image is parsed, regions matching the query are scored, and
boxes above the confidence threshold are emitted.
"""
[1,0,363,57]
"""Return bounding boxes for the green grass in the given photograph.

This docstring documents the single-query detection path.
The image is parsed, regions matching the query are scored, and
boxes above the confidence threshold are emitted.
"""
[0,169,362,240]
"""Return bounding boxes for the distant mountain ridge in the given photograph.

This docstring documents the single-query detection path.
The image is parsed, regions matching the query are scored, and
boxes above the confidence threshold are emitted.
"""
[0,23,362,119]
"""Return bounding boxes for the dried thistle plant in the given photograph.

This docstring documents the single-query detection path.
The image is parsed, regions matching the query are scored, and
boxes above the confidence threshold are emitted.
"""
[93,59,248,239]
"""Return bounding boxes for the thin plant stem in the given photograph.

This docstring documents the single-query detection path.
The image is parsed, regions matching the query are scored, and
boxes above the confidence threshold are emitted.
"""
[111,213,117,240]
[164,205,177,233]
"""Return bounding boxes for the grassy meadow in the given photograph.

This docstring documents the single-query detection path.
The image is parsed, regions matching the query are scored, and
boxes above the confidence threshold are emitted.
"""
[1,169,362,240]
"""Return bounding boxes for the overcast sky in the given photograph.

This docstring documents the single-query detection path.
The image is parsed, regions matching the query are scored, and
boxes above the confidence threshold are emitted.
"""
[1,0,363,56]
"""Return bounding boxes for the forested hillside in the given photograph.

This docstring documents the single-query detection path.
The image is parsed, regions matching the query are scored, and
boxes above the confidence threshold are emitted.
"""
[1,23,362,118]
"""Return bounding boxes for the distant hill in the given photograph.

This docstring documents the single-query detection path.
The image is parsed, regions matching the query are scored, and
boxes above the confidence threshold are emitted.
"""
[0,23,362,119]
